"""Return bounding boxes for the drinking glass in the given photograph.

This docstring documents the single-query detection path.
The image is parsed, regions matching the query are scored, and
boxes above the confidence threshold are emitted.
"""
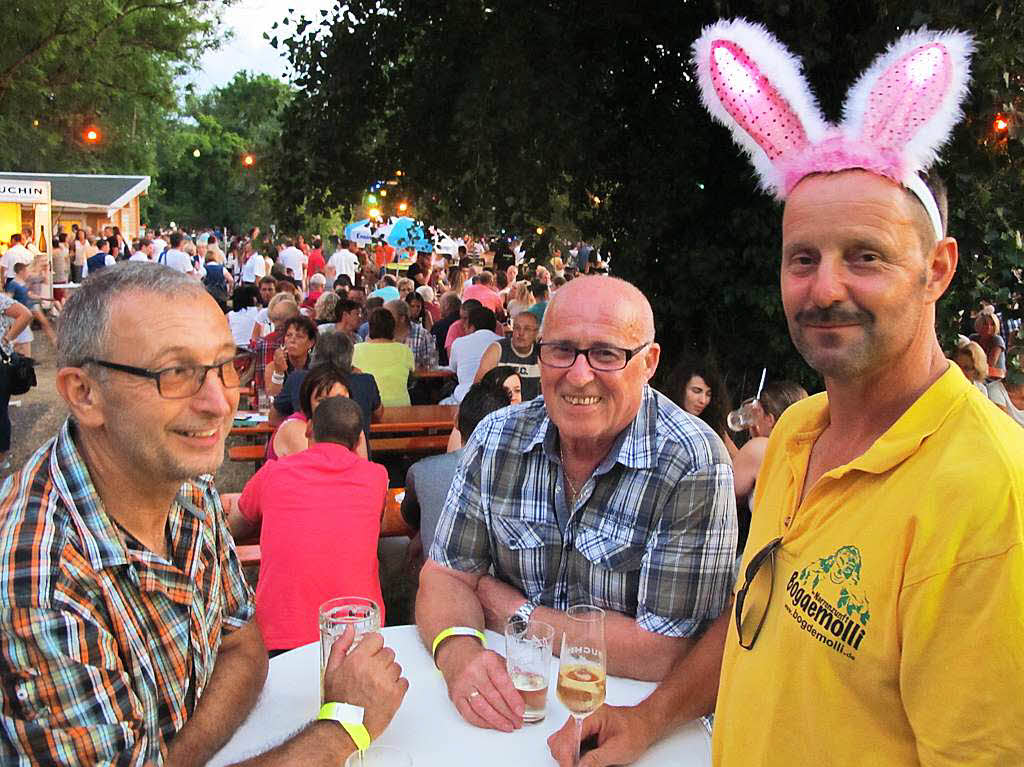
[319,597,380,703]
[344,745,413,767]
[257,390,273,417]
[505,617,555,723]
[727,397,761,432]
[556,605,606,765]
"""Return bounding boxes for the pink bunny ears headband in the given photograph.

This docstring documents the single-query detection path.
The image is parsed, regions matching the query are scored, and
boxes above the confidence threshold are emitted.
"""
[692,19,974,240]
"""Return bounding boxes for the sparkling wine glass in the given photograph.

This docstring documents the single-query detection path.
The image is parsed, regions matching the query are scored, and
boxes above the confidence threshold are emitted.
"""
[556,605,606,766]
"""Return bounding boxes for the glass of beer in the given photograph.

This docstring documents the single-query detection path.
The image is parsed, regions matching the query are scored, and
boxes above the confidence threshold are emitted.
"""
[257,390,273,417]
[505,616,555,723]
[319,597,380,703]
[556,605,606,765]
[727,397,761,432]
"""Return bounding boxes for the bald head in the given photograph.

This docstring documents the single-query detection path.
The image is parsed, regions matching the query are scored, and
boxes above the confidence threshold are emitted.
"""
[543,276,655,344]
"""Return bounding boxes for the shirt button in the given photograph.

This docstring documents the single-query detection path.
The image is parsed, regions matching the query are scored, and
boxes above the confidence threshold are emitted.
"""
[784,516,792,528]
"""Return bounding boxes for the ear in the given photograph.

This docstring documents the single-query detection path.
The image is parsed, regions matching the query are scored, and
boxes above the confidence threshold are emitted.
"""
[56,367,108,429]
[842,30,973,174]
[642,342,661,383]
[692,18,828,197]
[923,236,958,304]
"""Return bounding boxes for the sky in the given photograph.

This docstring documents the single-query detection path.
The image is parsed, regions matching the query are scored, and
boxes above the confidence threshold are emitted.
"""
[191,0,338,92]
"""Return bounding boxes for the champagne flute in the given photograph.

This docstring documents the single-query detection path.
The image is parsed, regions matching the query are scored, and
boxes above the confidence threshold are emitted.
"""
[556,605,606,766]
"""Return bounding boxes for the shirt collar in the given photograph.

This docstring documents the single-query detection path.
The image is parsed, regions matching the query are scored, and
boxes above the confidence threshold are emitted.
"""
[784,363,969,478]
[49,419,208,571]
[523,385,660,471]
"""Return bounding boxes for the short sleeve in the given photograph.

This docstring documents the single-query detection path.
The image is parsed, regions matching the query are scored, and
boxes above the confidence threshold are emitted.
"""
[209,492,256,633]
[899,545,1024,765]
[0,606,156,766]
[403,344,415,372]
[637,462,738,637]
[428,434,492,574]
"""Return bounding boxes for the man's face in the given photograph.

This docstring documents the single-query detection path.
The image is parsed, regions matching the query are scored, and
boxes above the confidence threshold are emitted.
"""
[259,282,276,305]
[340,308,361,331]
[781,171,935,382]
[92,293,239,482]
[540,283,659,449]
[511,313,539,353]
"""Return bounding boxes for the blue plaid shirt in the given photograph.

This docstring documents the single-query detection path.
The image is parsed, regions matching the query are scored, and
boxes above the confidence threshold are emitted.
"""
[0,420,254,765]
[430,386,737,637]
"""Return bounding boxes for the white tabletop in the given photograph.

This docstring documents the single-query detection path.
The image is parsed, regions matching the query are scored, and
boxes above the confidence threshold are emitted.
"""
[210,625,710,767]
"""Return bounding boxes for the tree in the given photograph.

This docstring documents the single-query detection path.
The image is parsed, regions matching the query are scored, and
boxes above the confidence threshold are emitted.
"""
[0,0,230,174]
[148,72,292,231]
[274,1,1024,395]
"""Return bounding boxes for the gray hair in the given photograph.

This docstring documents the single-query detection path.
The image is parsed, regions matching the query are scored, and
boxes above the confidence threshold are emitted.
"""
[314,290,340,323]
[384,298,410,321]
[57,263,206,367]
[309,272,327,289]
[313,331,354,371]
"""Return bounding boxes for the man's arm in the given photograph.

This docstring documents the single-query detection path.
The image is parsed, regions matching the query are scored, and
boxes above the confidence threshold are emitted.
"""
[473,342,501,383]
[475,575,693,681]
[165,622,268,767]
[226,628,408,767]
[415,560,524,732]
[548,605,732,767]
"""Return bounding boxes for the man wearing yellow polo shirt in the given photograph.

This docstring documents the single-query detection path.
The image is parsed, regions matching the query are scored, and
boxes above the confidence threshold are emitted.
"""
[550,22,1024,767]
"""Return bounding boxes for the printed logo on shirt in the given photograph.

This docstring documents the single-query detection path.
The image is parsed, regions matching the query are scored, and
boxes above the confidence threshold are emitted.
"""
[783,545,870,661]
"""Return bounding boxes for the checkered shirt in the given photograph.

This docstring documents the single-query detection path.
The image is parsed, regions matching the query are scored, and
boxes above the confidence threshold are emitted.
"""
[249,330,284,393]
[405,322,439,370]
[430,386,737,637]
[0,420,254,765]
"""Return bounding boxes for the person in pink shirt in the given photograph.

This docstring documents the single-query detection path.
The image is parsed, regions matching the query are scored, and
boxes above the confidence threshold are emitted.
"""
[229,396,388,653]
[461,271,505,317]
[444,298,482,356]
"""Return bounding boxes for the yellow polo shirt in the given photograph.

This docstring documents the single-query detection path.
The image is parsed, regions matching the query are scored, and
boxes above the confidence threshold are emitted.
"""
[713,365,1024,766]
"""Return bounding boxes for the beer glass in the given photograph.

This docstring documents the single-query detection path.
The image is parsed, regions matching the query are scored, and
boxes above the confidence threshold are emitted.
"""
[257,390,273,417]
[319,597,380,703]
[727,397,760,432]
[505,617,555,723]
[556,605,606,766]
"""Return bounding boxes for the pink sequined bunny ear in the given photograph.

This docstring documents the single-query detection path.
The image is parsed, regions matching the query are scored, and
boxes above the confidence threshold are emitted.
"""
[841,29,974,183]
[692,18,828,198]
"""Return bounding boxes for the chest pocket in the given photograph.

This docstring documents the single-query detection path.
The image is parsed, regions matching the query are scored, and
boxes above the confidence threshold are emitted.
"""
[574,523,646,573]
[490,513,561,598]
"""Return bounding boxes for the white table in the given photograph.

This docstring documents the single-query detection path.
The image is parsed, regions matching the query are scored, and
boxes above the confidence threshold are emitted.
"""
[211,625,710,766]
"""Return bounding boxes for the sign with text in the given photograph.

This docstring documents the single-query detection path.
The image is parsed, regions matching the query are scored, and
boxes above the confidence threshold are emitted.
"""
[0,179,51,204]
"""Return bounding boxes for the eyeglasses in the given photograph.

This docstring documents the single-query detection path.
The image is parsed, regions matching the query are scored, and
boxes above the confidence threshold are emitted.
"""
[537,341,650,372]
[735,536,783,650]
[84,352,252,399]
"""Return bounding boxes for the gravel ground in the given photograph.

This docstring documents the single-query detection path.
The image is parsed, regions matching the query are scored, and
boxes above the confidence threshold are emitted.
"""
[6,335,417,625]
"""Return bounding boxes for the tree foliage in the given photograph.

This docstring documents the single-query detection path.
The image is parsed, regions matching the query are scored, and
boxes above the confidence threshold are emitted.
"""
[148,72,292,230]
[269,2,1023,393]
[0,0,230,174]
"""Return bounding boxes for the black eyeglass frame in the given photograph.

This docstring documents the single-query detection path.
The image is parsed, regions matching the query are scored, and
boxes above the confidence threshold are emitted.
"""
[537,341,651,371]
[735,536,784,650]
[83,352,253,399]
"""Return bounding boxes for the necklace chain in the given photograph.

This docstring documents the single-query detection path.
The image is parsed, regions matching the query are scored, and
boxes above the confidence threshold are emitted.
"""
[559,445,582,501]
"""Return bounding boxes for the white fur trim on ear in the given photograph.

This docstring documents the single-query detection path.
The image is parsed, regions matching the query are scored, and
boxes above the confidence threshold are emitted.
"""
[692,18,829,197]
[842,28,974,174]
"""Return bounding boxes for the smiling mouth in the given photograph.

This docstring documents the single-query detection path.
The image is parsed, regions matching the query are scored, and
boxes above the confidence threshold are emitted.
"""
[562,395,601,406]
[175,428,218,438]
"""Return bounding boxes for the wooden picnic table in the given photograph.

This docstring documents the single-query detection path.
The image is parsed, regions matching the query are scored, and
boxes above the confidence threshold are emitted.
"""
[414,367,455,379]
[231,405,455,440]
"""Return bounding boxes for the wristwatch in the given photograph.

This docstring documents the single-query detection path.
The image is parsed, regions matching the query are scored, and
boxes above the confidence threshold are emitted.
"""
[317,702,370,751]
[511,600,536,630]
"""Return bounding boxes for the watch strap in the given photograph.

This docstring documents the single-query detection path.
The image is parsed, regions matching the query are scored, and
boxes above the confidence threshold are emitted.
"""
[318,702,370,751]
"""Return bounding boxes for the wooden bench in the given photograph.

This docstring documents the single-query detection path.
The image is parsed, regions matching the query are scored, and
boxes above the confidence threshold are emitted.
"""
[369,434,449,455]
[236,544,262,567]
[228,444,266,470]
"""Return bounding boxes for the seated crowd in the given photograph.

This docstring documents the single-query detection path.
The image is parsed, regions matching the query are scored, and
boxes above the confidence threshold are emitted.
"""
[0,208,1020,765]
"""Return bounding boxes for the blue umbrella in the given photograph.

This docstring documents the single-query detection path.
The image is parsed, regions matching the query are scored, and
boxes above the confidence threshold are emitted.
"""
[386,217,432,252]
[343,219,369,241]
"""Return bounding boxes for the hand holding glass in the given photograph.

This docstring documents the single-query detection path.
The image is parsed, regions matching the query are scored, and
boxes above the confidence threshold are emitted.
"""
[319,597,380,703]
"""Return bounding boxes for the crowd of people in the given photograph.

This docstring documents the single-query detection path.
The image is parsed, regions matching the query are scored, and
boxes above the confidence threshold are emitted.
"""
[0,18,1022,767]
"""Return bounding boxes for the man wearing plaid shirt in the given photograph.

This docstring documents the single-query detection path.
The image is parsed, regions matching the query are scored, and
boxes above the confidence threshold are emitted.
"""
[0,264,406,766]
[416,275,737,733]
[386,298,439,370]
[249,294,299,393]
